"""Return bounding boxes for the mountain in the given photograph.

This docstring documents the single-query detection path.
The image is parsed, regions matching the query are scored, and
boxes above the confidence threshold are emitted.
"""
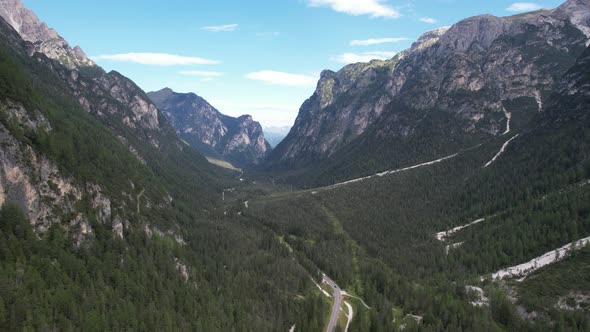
[245,42,590,331]
[270,0,590,184]
[2,0,590,330]
[0,2,322,330]
[148,88,271,167]
[0,0,94,68]
[0,0,235,245]
[548,37,590,122]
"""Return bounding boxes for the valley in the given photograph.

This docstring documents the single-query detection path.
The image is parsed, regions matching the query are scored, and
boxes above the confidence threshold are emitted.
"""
[0,0,589,331]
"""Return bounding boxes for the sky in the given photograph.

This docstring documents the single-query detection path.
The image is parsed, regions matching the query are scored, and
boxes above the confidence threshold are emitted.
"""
[24,0,564,130]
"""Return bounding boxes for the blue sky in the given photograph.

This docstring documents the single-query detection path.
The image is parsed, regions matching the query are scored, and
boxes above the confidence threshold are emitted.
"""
[24,0,564,129]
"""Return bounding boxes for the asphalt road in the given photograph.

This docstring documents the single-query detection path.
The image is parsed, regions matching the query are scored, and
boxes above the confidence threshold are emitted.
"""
[323,274,342,332]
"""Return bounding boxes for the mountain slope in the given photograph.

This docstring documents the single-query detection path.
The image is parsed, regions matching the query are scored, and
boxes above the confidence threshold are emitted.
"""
[0,0,234,212]
[271,0,590,185]
[547,37,590,122]
[245,42,590,331]
[0,3,327,331]
[148,88,271,166]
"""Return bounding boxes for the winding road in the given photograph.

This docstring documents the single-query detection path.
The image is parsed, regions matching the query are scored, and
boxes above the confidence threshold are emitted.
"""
[323,274,343,332]
[484,134,519,168]
[311,152,460,193]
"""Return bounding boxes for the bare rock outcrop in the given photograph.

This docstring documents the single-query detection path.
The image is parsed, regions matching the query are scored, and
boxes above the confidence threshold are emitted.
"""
[271,0,590,167]
[148,88,271,166]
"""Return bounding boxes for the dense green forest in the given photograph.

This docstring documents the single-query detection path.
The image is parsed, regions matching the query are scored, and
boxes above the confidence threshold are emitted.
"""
[242,53,590,329]
[1,3,590,330]
[0,202,336,330]
[0,17,327,331]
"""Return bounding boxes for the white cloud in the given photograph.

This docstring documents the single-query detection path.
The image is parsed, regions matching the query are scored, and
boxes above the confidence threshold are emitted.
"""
[333,51,396,64]
[419,17,437,24]
[245,71,318,87]
[506,2,543,12]
[91,53,219,66]
[307,0,400,18]
[350,37,408,46]
[200,24,239,32]
[179,70,224,77]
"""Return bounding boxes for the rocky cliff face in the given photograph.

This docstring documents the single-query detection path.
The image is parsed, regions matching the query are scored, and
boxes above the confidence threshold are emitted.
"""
[0,0,94,68]
[271,0,590,169]
[0,99,118,245]
[148,88,271,166]
[547,43,590,122]
[0,0,161,139]
[270,28,448,166]
[0,2,217,245]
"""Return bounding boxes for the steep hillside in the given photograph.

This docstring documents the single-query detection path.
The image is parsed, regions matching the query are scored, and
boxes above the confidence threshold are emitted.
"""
[1,0,589,330]
[271,0,590,185]
[0,0,94,68]
[148,88,271,167]
[546,36,590,122]
[0,2,323,331]
[0,0,233,211]
[244,43,590,331]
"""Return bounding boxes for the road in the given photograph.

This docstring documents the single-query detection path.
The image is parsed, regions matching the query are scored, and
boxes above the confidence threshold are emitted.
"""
[484,134,519,168]
[311,152,460,193]
[343,301,353,332]
[323,274,343,332]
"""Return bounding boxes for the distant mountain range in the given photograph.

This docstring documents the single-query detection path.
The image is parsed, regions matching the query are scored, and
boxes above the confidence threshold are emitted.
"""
[148,88,271,167]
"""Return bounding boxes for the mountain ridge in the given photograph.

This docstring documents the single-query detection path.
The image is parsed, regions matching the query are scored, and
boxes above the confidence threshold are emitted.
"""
[148,88,271,167]
[0,0,95,68]
[270,0,590,185]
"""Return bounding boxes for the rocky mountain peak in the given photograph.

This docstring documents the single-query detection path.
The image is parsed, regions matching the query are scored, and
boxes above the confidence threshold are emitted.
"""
[556,0,590,39]
[72,45,87,58]
[147,88,271,166]
[0,0,57,42]
[319,69,336,80]
[159,87,174,94]
[0,0,94,68]
[147,88,176,104]
[560,0,590,9]
[271,0,590,170]
[438,14,508,52]
[410,26,450,51]
[238,114,254,123]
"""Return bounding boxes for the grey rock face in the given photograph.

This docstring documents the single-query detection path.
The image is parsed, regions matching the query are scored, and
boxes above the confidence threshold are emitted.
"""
[556,0,590,40]
[272,0,590,167]
[0,100,121,242]
[0,3,189,243]
[94,72,160,130]
[410,27,450,51]
[0,0,94,68]
[148,88,271,166]
[271,39,439,165]
[0,1,162,146]
[549,44,590,119]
